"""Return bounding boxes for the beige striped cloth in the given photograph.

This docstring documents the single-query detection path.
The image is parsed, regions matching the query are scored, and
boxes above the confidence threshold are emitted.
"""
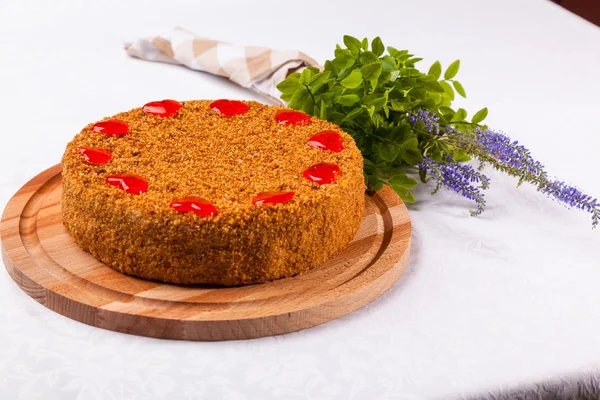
[124,27,319,105]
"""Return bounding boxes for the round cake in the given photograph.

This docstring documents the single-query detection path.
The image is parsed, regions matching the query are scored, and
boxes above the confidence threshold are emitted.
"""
[61,99,366,286]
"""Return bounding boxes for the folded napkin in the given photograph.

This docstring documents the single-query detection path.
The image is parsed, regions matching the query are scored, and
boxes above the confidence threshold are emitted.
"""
[124,27,319,104]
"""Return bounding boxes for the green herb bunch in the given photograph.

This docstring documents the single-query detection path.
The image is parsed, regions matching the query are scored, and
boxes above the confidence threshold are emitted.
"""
[277,35,488,203]
[276,35,600,228]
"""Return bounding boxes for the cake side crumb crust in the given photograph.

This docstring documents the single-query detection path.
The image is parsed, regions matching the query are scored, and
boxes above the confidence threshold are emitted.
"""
[61,100,366,286]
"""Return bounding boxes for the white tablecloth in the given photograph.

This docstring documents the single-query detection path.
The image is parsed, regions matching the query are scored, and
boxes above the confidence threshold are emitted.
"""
[1,0,600,398]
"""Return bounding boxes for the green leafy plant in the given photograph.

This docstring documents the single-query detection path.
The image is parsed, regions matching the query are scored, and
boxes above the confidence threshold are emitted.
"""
[277,35,487,203]
[276,35,600,228]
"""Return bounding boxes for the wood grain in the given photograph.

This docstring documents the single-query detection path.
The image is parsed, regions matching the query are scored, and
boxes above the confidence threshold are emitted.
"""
[1,165,412,341]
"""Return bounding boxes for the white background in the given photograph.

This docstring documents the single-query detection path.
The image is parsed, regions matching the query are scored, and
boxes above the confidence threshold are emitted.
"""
[1,0,600,398]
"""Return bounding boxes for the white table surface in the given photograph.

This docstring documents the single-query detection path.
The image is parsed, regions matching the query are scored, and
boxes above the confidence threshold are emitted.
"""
[1,0,600,398]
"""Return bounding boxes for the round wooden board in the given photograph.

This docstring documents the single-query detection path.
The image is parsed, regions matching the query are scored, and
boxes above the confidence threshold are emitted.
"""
[1,165,411,341]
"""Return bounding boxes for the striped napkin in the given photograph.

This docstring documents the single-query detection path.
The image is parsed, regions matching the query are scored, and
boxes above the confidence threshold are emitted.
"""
[124,27,319,104]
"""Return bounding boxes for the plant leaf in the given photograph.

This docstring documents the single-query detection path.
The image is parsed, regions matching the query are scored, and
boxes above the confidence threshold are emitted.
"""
[358,51,379,66]
[381,55,397,71]
[453,80,466,97]
[428,61,442,80]
[440,81,455,101]
[400,138,423,165]
[361,63,383,81]
[444,60,460,80]
[340,69,363,89]
[276,78,301,94]
[319,100,328,120]
[337,94,361,106]
[289,88,310,110]
[299,68,313,84]
[377,70,392,86]
[388,173,419,189]
[379,143,401,162]
[390,185,416,203]
[308,71,332,93]
[363,158,378,173]
[472,107,488,124]
[420,78,445,93]
[362,93,386,108]
[301,93,314,114]
[332,53,354,70]
[451,108,467,122]
[371,37,384,56]
[324,59,337,73]
[342,107,364,122]
[343,35,362,56]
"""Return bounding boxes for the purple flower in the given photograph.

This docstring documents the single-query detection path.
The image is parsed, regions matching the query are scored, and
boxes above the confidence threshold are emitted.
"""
[457,127,600,228]
[408,110,441,135]
[406,110,600,227]
[474,128,544,176]
[408,109,455,135]
[419,156,490,216]
[539,179,600,228]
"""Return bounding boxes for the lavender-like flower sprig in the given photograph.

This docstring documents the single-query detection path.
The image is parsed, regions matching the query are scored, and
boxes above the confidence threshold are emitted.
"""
[539,180,600,228]
[463,128,600,228]
[473,128,544,178]
[409,109,600,227]
[408,110,441,135]
[408,110,457,136]
[419,156,490,216]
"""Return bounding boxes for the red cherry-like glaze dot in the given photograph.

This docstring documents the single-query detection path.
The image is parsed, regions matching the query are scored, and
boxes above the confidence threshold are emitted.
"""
[143,99,182,117]
[252,191,295,205]
[106,174,148,194]
[77,147,113,165]
[275,110,311,126]
[92,119,130,136]
[210,99,249,117]
[170,196,218,216]
[307,131,344,152]
[303,163,341,185]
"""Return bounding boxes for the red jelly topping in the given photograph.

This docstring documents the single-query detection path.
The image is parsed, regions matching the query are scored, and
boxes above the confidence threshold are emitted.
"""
[77,147,113,165]
[106,174,148,194]
[170,196,218,216]
[303,163,341,184]
[252,191,295,205]
[275,110,311,126]
[210,99,249,117]
[142,99,182,117]
[307,131,344,152]
[92,119,129,136]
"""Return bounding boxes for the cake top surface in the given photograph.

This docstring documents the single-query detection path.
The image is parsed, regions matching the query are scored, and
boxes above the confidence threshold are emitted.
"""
[62,100,364,221]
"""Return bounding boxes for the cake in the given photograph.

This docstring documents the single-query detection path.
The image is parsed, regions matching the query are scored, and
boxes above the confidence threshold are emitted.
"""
[61,99,366,286]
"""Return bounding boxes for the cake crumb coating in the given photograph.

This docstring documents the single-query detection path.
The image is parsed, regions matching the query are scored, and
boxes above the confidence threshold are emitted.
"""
[61,100,366,286]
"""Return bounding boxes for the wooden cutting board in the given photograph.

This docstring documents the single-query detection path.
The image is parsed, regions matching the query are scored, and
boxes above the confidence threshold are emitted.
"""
[1,165,411,341]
